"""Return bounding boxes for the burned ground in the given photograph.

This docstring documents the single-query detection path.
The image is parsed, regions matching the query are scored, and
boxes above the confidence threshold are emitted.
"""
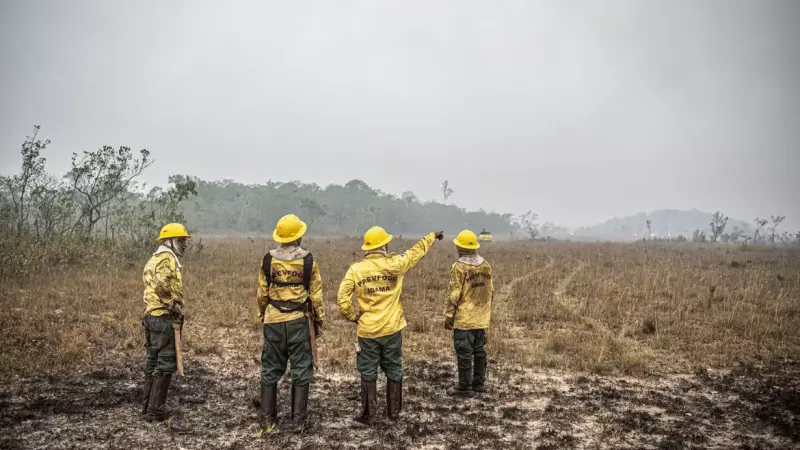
[1,357,797,449]
[2,240,799,449]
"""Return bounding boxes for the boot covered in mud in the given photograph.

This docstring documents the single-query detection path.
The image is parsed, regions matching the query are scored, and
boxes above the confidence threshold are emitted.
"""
[141,374,154,415]
[472,356,487,393]
[353,379,377,425]
[447,365,475,397]
[386,380,402,420]
[146,373,176,422]
[290,383,309,433]
[259,383,278,428]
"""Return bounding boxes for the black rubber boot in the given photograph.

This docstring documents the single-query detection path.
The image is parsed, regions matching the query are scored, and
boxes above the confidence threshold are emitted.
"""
[259,383,278,428]
[353,380,377,425]
[146,374,175,422]
[448,365,475,397]
[291,384,309,433]
[387,380,402,420]
[473,349,487,393]
[141,374,154,415]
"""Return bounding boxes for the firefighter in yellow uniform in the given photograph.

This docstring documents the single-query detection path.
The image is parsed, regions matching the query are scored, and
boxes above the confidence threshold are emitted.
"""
[338,227,444,424]
[444,230,494,397]
[257,214,324,432]
[141,223,191,421]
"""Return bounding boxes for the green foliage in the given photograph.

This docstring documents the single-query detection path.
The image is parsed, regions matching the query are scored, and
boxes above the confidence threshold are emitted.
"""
[65,145,152,235]
[0,125,49,237]
[0,126,194,279]
[180,178,515,236]
[114,175,198,246]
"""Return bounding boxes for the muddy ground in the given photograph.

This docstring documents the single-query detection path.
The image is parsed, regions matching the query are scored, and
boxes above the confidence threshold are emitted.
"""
[1,358,798,450]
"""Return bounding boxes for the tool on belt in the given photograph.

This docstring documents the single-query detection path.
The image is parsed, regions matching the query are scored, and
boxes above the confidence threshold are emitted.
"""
[262,252,320,369]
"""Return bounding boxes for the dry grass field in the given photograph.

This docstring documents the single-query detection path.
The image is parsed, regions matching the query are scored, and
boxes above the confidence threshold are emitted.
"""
[1,238,799,449]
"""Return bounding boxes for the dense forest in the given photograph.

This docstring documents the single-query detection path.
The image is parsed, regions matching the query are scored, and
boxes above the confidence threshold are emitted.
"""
[180,178,516,236]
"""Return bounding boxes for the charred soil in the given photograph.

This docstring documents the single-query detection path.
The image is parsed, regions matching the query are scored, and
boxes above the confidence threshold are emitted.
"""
[1,359,797,449]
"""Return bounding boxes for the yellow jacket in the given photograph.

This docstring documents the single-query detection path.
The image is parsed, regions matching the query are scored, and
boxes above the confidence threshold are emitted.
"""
[143,246,184,317]
[338,233,436,339]
[445,255,493,330]
[258,246,324,324]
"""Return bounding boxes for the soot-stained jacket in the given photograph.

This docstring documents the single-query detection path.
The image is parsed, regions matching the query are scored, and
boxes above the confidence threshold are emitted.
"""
[143,245,184,317]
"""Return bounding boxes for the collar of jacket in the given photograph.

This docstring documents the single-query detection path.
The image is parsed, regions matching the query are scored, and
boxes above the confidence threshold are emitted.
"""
[365,250,393,259]
[457,254,485,266]
[154,245,182,268]
[270,246,309,261]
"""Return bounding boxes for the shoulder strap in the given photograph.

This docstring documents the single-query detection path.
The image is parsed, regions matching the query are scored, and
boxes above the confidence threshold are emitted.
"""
[263,253,273,285]
[302,253,313,293]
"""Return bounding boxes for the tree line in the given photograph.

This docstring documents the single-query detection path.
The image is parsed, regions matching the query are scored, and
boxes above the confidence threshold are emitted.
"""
[644,211,798,246]
[3,125,797,281]
[180,178,516,237]
[0,126,196,278]
[701,212,796,246]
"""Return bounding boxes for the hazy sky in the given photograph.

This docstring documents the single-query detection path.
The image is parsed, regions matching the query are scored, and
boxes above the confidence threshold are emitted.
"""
[2,0,798,229]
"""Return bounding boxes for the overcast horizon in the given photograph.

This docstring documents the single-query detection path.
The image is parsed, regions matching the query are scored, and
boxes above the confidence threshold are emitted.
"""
[2,0,799,229]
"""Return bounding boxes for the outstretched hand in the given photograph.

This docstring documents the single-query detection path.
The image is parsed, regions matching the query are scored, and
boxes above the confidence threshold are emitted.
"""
[434,231,444,241]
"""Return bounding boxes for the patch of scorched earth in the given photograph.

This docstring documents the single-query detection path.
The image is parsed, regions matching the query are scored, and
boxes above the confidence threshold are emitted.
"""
[0,360,543,450]
[530,360,800,450]
[1,359,797,450]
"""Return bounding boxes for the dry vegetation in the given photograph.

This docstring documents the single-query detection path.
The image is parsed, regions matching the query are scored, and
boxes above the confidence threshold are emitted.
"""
[1,238,799,449]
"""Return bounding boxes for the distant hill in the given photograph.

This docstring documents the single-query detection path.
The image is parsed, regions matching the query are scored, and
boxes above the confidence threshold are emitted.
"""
[574,209,752,240]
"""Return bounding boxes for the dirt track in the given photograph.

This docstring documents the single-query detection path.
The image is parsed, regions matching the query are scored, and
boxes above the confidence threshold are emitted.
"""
[2,357,797,449]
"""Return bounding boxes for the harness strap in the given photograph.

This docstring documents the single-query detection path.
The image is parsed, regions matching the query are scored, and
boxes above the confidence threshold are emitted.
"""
[262,251,315,313]
[269,299,309,313]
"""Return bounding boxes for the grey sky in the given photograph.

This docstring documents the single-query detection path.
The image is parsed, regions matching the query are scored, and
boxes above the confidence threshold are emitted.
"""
[2,0,798,229]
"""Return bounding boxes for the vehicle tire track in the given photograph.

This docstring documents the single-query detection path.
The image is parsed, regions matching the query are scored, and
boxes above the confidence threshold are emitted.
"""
[493,259,555,323]
[551,260,619,336]
[497,258,555,302]
[550,260,660,363]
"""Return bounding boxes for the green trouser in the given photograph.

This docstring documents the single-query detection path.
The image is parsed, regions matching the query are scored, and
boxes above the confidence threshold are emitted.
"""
[357,331,403,383]
[454,329,487,387]
[261,317,313,387]
[143,315,177,377]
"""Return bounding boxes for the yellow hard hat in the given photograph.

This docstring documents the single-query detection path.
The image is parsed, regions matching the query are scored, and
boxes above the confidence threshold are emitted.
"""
[273,214,307,243]
[157,223,191,242]
[362,226,393,251]
[453,229,480,249]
